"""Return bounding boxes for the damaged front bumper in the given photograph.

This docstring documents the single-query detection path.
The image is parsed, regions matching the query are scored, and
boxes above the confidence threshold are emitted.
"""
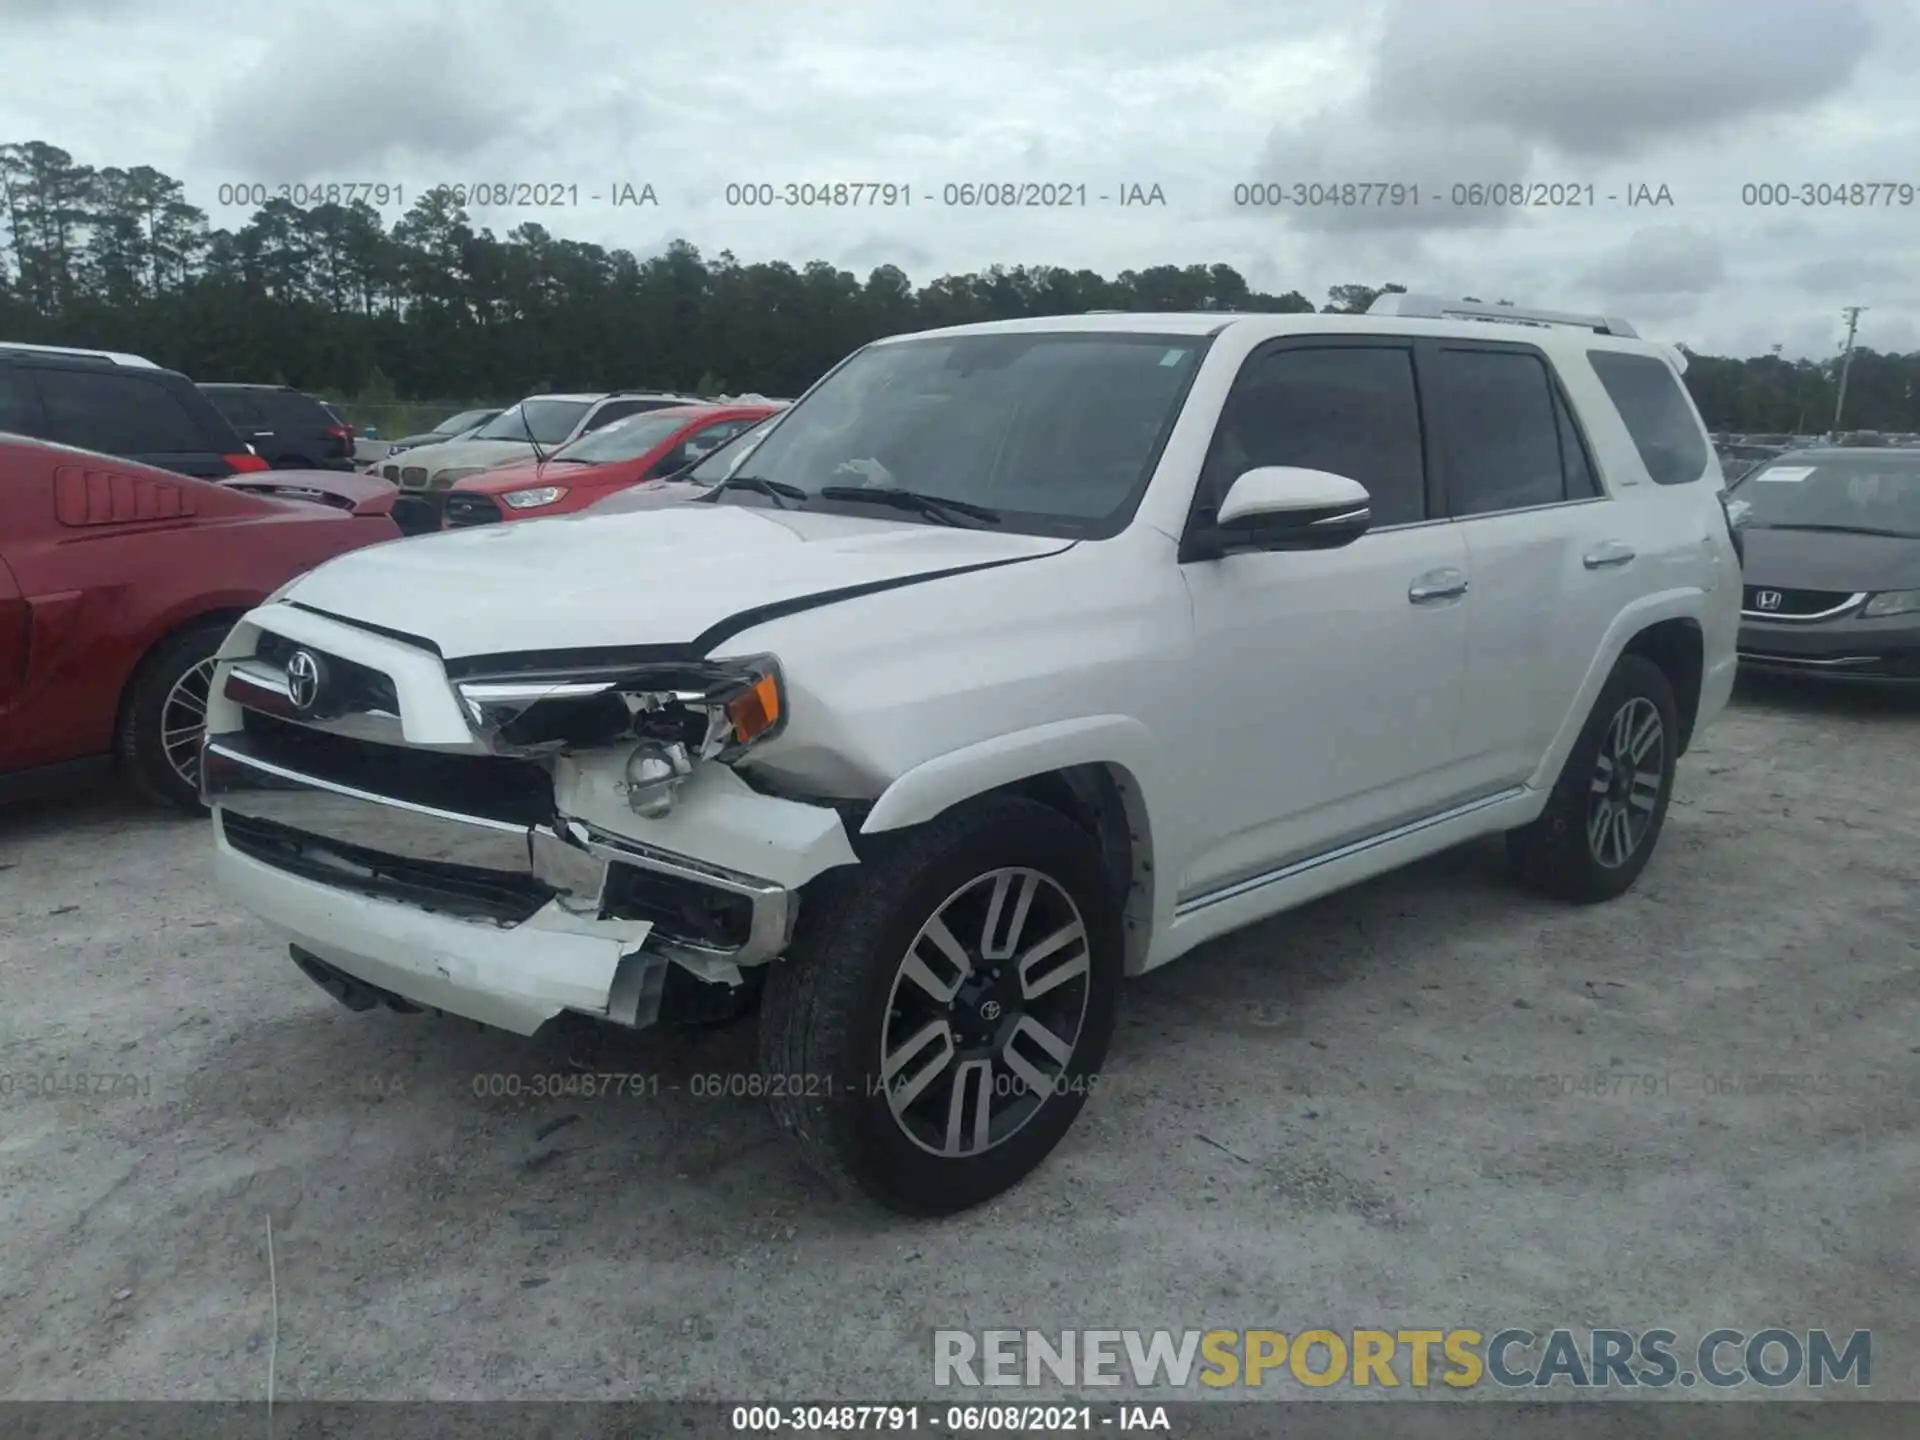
[203,709,856,1037]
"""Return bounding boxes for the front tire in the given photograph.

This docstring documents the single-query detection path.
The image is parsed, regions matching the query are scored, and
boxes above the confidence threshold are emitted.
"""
[116,622,228,813]
[1506,653,1679,903]
[757,794,1122,1215]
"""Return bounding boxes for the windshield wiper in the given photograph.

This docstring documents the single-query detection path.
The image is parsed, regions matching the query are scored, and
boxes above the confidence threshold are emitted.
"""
[816,485,1002,527]
[1747,522,1919,539]
[709,474,808,509]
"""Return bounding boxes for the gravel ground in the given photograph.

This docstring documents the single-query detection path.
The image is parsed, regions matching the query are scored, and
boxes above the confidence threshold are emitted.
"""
[1,675,1915,1404]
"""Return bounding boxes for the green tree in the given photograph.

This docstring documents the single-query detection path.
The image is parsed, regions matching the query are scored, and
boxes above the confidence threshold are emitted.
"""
[8,135,1920,431]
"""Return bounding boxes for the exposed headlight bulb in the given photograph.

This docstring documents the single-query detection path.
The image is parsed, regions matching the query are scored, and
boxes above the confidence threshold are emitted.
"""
[622,740,692,817]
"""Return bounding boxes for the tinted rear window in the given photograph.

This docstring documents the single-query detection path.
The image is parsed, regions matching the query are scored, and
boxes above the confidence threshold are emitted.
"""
[1587,350,1709,486]
[265,392,329,424]
[203,388,266,425]
[1432,348,1565,516]
[0,368,38,434]
[40,370,222,454]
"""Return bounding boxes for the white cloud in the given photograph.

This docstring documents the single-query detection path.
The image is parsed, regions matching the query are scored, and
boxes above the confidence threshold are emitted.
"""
[1370,0,1874,158]
[1584,226,1726,295]
[0,0,1913,358]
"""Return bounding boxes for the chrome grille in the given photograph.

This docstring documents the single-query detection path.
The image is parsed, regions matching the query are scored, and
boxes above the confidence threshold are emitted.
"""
[250,633,400,715]
[235,711,553,826]
[1742,586,1862,619]
[222,810,555,924]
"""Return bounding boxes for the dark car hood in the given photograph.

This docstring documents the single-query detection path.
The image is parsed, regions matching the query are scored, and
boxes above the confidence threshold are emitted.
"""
[1741,526,1920,592]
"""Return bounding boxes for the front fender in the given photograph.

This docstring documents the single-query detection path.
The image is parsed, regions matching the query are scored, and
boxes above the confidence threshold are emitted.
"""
[861,714,1156,835]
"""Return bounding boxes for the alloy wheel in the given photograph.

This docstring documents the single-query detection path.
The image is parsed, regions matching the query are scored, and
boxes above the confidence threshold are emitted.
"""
[160,658,218,793]
[878,867,1092,1157]
[1586,695,1665,869]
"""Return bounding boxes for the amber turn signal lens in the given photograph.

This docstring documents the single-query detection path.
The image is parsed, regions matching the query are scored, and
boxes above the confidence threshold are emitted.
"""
[725,673,782,743]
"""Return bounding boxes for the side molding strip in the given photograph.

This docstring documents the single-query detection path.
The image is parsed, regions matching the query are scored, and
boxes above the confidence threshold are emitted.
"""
[1174,786,1528,918]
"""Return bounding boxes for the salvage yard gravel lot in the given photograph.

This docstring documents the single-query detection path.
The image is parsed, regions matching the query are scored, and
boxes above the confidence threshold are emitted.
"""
[1,677,1915,1401]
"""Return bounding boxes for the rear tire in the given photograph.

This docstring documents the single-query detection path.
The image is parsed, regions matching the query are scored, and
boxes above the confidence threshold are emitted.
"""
[1506,653,1678,903]
[116,621,230,813]
[757,794,1122,1215]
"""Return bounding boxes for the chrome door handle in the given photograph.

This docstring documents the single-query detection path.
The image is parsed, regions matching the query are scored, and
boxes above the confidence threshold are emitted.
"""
[1408,567,1469,603]
[1583,541,1636,569]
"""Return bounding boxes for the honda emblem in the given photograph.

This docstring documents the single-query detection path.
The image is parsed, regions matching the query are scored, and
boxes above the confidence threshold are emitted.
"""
[1755,590,1784,611]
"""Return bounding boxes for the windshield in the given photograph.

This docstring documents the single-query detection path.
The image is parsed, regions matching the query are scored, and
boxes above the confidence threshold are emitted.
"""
[474,399,591,444]
[686,413,783,483]
[554,412,697,464]
[703,332,1207,536]
[1730,456,1920,538]
[436,408,495,435]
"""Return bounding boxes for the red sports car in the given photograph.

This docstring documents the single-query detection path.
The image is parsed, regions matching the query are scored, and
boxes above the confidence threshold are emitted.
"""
[440,403,779,527]
[0,437,403,810]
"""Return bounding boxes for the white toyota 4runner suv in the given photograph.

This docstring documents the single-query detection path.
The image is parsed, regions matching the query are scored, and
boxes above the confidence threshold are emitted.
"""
[203,295,1742,1214]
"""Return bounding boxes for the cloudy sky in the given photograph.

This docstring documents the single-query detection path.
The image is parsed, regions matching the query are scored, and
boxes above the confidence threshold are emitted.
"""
[4,0,1919,358]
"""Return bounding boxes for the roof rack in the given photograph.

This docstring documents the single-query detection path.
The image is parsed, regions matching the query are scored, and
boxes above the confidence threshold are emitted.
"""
[1365,293,1639,338]
[0,340,162,368]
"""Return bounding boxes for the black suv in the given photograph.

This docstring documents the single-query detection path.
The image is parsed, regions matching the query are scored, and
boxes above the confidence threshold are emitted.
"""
[198,384,355,470]
[0,343,265,479]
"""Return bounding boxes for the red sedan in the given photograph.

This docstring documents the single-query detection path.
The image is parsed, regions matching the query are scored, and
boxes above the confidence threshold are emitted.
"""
[0,437,402,811]
[441,403,779,527]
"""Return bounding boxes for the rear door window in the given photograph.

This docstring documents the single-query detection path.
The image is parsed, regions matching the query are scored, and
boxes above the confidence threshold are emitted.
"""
[262,392,318,428]
[1587,350,1710,486]
[1431,347,1567,516]
[40,370,215,454]
[206,390,267,427]
[1556,385,1601,499]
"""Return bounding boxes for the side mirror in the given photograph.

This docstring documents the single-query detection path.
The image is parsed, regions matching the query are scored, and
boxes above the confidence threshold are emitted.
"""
[1185,466,1372,560]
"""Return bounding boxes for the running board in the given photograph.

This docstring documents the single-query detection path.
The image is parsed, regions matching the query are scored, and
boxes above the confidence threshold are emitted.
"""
[1174,787,1529,919]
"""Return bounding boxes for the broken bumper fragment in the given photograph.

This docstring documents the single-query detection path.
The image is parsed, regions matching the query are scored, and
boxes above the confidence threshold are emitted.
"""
[203,733,848,1035]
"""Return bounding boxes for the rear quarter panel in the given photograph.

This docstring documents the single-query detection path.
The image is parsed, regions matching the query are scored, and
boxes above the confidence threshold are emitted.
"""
[1523,345,1739,790]
[0,440,397,772]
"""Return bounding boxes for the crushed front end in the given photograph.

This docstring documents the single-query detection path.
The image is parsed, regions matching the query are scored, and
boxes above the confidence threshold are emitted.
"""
[202,603,858,1035]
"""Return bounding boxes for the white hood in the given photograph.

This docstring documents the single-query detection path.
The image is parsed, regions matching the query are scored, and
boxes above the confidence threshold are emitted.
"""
[282,503,1075,660]
[400,436,538,477]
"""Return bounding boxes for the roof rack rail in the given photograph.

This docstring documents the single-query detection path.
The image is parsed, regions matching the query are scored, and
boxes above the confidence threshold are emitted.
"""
[0,340,162,368]
[1365,293,1639,338]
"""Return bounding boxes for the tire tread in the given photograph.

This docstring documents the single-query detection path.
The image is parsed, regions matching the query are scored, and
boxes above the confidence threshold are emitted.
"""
[757,792,1118,1214]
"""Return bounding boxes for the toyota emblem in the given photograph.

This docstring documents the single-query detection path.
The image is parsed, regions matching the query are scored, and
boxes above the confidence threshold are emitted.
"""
[1755,589,1784,611]
[978,1000,1003,1021]
[285,649,326,713]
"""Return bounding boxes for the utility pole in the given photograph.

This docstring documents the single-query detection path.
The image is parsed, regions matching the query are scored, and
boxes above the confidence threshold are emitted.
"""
[1833,306,1865,432]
